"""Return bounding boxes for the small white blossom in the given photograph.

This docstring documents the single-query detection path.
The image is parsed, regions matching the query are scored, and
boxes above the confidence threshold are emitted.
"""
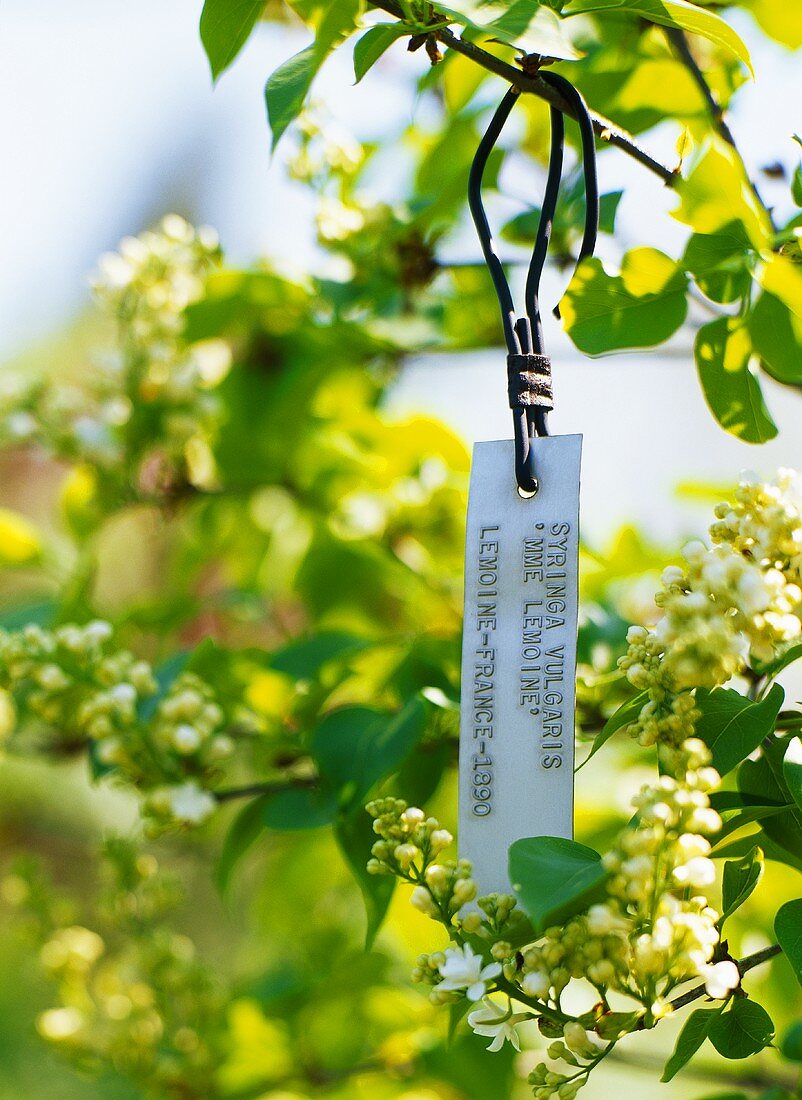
[435,943,501,1001]
[467,997,528,1051]
[702,960,740,999]
[164,782,216,825]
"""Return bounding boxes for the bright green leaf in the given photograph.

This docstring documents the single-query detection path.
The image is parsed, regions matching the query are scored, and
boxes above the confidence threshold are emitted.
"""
[674,142,769,247]
[780,1020,802,1062]
[739,748,802,867]
[682,222,756,305]
[509,836,607,936]
[793,164,802,208]
[695,316,777,444]
[746,0,802,50]
[661,1007,718,1082]
[561,249,688,354]
[578,690,647,768]
[695,685,784,776]
[265,0,361,147]
[713,803,790,845]
[200,0,264,81]
[311,699,427,808]
[563,0,752,73]
[749,254,802,384]
[776,898,802,986]
[336,809,395,948]
[265,45,319,150]
[750,291,802,384]
[435,0,582,59]
[754,640,802,679]
[721,845,763,924]
[217,794,270,892]
[709,998,775,1059]
[269,631,370,678]
[261,785,339,830]
[353,23,409,82]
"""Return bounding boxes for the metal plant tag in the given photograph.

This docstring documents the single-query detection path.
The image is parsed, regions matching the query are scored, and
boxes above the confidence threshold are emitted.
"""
[458,435,582,896]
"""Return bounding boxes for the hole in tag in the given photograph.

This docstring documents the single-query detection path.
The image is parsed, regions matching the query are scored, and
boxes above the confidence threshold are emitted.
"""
[517,480,539,500]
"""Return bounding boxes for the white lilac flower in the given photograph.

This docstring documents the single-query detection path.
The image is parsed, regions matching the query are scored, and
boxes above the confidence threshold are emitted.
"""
[165,781,216,825]
[702,960,741,999]
[467,997,529,1051]
[435,943,501,1001]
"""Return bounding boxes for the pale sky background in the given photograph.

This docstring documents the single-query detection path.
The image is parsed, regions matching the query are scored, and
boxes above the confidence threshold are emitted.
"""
[2,0,802,546]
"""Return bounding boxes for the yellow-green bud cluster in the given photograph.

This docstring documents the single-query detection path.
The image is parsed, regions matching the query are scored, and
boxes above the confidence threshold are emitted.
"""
[365,799,479,926]
[91,214,221,346]
[20,840,228,1095]
[529,1021,603,1098]
[1,217,229,487]
[620,470,802,758]
[0,623,247,828]
[515,742,721,1024]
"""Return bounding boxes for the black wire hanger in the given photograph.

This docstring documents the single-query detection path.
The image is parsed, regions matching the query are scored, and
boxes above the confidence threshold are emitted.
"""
[468,72,599,495]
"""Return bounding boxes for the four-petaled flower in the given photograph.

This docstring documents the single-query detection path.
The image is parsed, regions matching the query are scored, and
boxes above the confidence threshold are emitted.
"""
[435,943,501,1001]
[702,959,741,999]
[467,997,529,1051]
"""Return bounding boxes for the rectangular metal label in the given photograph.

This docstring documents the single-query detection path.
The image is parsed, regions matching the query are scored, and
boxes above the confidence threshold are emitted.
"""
[458,435,582,896]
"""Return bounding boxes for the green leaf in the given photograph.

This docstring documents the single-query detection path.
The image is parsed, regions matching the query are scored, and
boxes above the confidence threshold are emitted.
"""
[265,44,319,150]
[661,1007,718,1082]
[502,188,622,246]
[709,998,775,1059]
[311,698,427,808]
[721,845,763,924]
[269,631,370,678]
[780,1020,802,1062]
[509,836,607,936]
[793,165,802,208]
[674,143,769,247]
[776,899,802,987]
[434,0,582,60]
[682,222,756,305]
[749,255,802,384]
[200,0,264,81]
[265,0,361,147]
[563,0,752,72]
[739,748,802,867]
[783,737,802,813]
[261,785,339,830]
[561,249,688,355]
[695,685,784,776]
[754,640,802,679]
[578,690,647,768]
[353,24,408,82]
[0,599,55,630]
[778,1016,800,1060]
[335,809,395,948]
[694,317,777,444]
[217,794,270,892]
[599,190,624,235]
[713,803,790,845]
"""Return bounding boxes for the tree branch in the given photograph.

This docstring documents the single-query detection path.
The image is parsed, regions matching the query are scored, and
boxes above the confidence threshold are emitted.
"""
[214,776,318,803]
[368,0,677,187]
[665,26,774,227]
[667,943,783,1014]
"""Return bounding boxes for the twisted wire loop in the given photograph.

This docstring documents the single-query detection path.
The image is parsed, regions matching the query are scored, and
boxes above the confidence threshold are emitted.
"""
[468,71,599,494]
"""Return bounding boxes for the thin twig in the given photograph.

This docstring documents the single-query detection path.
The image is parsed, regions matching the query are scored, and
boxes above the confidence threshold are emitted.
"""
[368,0,677,186]
[214,776,318,802]
[668,943,783,1014]
[665,26,774,228]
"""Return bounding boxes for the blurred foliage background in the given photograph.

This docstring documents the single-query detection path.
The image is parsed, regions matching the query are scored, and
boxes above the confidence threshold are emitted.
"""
[1,0,802,1097]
